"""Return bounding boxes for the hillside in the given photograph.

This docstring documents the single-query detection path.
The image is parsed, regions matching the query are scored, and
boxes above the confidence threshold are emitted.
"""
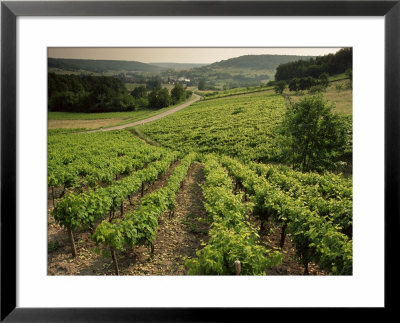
[162,54,316,89]
[149,62,206,70]
[48,57,165,74]
[209,54,315,70]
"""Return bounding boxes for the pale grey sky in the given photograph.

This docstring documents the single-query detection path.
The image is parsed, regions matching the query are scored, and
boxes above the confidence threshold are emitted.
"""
[48,47,343,64]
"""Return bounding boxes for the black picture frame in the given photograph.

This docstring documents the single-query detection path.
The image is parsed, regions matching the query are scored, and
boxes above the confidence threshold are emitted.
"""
[1,0,399,321]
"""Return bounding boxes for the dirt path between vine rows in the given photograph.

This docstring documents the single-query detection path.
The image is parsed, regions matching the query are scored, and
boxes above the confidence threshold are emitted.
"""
[116,161,209,275]
[85,94,200,133]
[250,216,327,275]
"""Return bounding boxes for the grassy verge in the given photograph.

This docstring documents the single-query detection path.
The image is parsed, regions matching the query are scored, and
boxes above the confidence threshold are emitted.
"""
[284,78,352,115]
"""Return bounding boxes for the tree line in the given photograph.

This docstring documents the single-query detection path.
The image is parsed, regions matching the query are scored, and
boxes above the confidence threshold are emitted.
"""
[274,48,352,81]
[48,73,191,113]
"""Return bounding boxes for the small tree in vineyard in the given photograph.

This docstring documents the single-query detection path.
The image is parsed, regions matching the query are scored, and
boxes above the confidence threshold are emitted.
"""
[282,94,348,172]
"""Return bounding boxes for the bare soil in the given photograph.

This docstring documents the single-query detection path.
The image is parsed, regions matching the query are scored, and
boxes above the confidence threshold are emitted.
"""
[259,219,327,275]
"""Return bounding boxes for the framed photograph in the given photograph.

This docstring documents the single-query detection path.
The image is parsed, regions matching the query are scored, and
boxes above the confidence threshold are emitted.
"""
[1,0,399,321]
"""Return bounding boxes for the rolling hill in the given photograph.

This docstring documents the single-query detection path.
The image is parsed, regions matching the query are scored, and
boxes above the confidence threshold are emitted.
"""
[48,57,165,74]
[209,54,315,70]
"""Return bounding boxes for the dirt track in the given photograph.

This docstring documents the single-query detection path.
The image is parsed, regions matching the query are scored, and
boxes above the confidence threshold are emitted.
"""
[86,94,200,133]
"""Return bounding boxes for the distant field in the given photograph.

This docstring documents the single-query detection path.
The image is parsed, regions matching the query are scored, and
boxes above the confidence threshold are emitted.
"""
[285,78,352,115]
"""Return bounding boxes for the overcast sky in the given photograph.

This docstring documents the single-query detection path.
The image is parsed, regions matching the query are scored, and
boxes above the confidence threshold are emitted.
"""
[48,47,343,64]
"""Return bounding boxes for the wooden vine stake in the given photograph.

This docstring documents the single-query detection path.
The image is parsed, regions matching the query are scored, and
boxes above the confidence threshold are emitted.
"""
[67,226,77,258]
[51,186,55,207]
[234,260,241,275]
[110,248,119,276]
[280,223,287,248]
[304,263,309,275]
[141,182,145,197]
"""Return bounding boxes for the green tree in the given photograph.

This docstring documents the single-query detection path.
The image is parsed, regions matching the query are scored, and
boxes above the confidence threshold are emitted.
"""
[170,83,186,104]
[282,94,348,172]
[198,79,206,90]
[148,87,171,109]
[288,79,298,92]
[345,68,353,90]
[345,68,352,81]
[146,77,162,90]
[274,80,286,94]
[318,72,330,88]
[131,85,147,99]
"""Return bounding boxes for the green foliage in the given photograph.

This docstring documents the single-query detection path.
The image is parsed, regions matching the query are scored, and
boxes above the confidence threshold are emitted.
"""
[319,72,330,88]
[200,85,271,101]
[308,84,326,94]
[170,83,186,104]
[251,162,352,238]
[282,94,349,172]
[335,83,344,91]
[148,87,171,109]
[185,155,282,275]
[275,48,352,81]
[131,85,147,99]
[198,79,206,90]
[146,77,162,91]
[274,80,286,94]
[48,73,135,113]
[345,68,352,81]
[141,92,287,163]
[288,79,298,92]
[220,156,352,275]
[48,131,169,189]
[51,141,180,231]
[287,77,320,92]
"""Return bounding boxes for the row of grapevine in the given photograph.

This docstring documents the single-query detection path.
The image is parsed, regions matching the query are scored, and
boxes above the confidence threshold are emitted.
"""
[92,152,198,275]
[185,155,282,275]
[48,131,168,190]
[52,151,180,257]
[250,162,352,237]
[255,163,352,200]
[220,156,352,275]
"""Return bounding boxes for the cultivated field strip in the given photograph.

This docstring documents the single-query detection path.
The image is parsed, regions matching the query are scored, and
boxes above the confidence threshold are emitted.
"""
[250,162,352,237]
[220,156,352,275]
[185,155,282,275]
[252,162,352,200]
[48,131,169,190]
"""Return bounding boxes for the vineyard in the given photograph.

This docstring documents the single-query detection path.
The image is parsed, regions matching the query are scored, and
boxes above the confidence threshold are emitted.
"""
[48,90,352,276]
